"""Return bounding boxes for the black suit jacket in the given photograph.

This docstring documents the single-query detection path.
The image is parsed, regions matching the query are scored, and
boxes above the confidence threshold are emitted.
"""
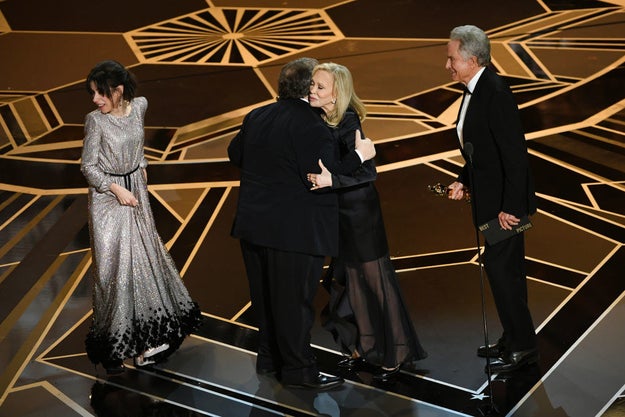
[229,98,361,257]
[457,67,537,225]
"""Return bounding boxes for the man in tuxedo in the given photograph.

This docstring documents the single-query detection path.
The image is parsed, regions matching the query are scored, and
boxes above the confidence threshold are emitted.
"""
[228,57,375,389]
[445,25,538,373]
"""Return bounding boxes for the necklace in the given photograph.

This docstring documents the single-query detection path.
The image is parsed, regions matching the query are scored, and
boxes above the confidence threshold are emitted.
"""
[110,100,131,117]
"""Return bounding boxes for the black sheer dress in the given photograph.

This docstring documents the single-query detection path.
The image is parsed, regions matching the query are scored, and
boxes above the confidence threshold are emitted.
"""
[321,109,427,368]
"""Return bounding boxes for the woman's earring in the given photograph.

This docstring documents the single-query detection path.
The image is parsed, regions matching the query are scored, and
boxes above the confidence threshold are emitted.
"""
[331,98,336,104]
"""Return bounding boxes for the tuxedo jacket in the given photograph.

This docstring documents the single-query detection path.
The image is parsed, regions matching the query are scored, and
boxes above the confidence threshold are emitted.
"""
[229,98,362,257]
[457,67,537,225]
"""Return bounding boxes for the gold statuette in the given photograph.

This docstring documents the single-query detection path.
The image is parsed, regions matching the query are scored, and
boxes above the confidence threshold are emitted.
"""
[427,183,471,202]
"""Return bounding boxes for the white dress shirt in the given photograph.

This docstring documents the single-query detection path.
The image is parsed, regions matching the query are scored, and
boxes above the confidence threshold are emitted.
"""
[456,67,485,147]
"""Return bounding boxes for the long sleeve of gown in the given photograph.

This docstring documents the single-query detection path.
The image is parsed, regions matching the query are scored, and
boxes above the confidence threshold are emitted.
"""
[332,159,377,189]
[81,113,112,193]
[329,111,377,189]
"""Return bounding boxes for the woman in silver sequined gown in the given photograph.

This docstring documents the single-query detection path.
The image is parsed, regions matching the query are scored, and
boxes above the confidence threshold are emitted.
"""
[81,61,201,374]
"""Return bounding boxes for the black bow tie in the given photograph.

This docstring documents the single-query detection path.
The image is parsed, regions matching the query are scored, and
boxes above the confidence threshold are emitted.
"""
[463,86,472,95]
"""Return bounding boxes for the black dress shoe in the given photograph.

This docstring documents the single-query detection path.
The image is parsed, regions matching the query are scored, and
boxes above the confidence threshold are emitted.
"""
[372,365,401,382]
[286,374,344,390]
[337,356,364,370]
[256,367,277,376]
[487,349,539,373]
[477,340,506,358]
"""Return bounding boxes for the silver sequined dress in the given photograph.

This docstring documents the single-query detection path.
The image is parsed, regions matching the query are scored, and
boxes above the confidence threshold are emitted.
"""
[81,97,201,364]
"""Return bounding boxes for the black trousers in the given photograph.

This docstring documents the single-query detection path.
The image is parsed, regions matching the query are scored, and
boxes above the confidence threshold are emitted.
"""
[483,233,537,352]
[240,240,324,384]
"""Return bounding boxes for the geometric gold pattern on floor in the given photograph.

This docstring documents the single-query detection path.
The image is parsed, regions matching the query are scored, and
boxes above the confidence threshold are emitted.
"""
[2,0,625,416]
[128,8,338,65]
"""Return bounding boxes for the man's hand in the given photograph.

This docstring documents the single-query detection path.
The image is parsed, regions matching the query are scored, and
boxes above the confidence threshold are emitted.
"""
[354,130,376,161]
[498,211,520,230]
[447,181,465,201]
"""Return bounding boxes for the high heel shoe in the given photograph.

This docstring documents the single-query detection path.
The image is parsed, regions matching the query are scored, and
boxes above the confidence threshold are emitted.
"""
[337,356,364,370]
[143,343,169,358]
[372,364,401,382]
[134,355,156,368]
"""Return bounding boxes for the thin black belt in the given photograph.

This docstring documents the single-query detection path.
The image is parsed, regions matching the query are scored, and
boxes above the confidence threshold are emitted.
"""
[107,165,140,192]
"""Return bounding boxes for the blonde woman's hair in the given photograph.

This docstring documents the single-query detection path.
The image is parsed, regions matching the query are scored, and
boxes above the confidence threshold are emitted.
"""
[312,62,366,127]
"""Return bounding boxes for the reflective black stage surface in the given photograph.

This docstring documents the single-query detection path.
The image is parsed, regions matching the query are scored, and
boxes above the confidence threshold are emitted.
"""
[1,1,625,416]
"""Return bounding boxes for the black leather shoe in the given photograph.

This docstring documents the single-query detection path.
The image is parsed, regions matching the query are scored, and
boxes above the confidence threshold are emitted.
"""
[477,340,506,358]
[372,365,401,382]
[337,356,364,370]
[486,349,539,374]
[256,367,277,376]
[286,374,344,390]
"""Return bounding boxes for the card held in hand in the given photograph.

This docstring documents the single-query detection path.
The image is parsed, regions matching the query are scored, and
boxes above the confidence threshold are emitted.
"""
[479,215,533,245]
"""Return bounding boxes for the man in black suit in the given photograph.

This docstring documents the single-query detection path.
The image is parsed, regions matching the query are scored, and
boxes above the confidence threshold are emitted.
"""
[445,25,538,373]
[228,58,375,389]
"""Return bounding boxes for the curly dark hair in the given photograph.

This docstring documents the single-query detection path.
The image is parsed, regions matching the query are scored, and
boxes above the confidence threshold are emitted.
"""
[85,60,137,101]
[277,57,319,99]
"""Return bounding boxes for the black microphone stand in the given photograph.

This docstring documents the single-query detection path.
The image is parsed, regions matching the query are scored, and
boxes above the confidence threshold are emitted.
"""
[463,142,498,416]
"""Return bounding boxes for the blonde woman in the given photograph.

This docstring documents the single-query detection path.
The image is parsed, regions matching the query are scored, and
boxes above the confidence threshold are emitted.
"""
[308,63,427,381]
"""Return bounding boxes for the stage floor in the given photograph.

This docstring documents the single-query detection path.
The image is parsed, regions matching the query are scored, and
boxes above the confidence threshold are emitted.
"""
[1,0,625,416]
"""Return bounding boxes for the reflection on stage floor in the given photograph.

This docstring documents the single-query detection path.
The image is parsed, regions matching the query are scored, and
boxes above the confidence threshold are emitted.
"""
[1,0,625,416]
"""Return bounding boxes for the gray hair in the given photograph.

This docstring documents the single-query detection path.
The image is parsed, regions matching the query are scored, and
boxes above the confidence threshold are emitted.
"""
[450,25,491,67]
